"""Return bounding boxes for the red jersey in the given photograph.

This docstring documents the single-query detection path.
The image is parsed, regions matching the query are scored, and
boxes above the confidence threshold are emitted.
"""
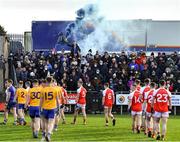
[129,90,142,112]
[153,88,171,112]
[77,86,87,105]
[103,88,114,107]
[61,87,68,104]
[141,86,150,101]
[144,89,154,113]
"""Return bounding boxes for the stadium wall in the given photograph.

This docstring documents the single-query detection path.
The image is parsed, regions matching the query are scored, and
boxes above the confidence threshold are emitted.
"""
[24,32,32,52]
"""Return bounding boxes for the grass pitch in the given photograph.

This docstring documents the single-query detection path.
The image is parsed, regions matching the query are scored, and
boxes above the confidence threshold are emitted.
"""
[0,114,180,141]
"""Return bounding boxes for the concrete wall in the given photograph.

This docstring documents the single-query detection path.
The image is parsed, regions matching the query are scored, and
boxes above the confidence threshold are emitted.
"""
[148,21,180,46]
[24,32,32,52]
[119,20,180,46]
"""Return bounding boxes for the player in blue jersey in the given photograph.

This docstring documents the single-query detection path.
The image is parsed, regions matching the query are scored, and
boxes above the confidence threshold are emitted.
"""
[3,79,18,125]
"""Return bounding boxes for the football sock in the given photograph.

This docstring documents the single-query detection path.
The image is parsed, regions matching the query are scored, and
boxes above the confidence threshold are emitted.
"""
[4,119,7,123]
[73,118,76,123]
[54,124,58,129]
[20,118,24,123]
[42,131,45,137]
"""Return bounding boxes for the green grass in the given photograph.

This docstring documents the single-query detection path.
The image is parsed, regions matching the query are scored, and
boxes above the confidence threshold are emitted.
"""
[0,114,180,141]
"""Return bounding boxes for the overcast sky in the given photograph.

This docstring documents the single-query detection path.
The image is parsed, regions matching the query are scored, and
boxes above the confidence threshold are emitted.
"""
[0,0,180,34]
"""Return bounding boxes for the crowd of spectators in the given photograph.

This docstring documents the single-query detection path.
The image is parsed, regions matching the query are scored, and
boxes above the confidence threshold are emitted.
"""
[12,47,180,93]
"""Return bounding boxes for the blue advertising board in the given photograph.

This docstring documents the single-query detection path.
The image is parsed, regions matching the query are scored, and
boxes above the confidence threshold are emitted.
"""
[32,21,72,52]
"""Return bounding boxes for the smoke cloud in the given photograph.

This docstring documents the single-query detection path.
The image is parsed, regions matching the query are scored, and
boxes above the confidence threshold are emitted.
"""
[65,4,148,54]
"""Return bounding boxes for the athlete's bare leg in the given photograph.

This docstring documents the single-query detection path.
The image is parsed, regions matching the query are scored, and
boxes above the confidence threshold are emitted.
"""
[132,115,136,133]
[146,116,152,137]
[142,113,146,131]
[72,109,79,124]
[44,119,48,135]
[34,118,40,132]
[154,117,161,140]
[161,117,168,140]
[43,118,55,141]
[29,117,40,138]
[40,118,43,130]
[152,117,157,138]
[47,118,55,134]
[82,107,87,125]
[41,117,46,140]
[31,118,35,132]
[108,107,116,126]
[12,107,17,124]
[104,107,109,126]
[141,104,146,131]
[18,109,24,125]
[4,108,8,123]
[108,108,114,119]
[137,114,141,133]
[54,114,60,131]
[60,108,66,124]
[145,116,148,135]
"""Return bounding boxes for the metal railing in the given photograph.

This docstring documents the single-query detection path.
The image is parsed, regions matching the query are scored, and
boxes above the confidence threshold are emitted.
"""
[65,91,180,115]
[0,89,179,115]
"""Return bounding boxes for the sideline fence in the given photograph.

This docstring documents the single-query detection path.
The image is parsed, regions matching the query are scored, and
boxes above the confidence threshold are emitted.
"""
[0,90,179,115]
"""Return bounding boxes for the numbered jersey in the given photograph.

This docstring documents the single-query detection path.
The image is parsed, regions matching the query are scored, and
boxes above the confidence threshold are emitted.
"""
[42,86,58,110]
[144,89,154,113]
[103,88,114,107]
[77,86,87,105]
[16,88,28,104]
[153,88,171,112]
[29,87,42,107]
[141,86,150,102]
[129,90,142,112]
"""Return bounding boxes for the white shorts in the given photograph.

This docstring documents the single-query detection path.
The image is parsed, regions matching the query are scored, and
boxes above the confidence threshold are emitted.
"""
[75,103,86,110]
[153,111,169,118]
[146,112,153,118]
[131,111,142,116]
[104,106,112,109]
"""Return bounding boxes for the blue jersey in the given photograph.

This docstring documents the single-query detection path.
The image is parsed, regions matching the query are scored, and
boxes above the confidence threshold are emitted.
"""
[8,86,16,102]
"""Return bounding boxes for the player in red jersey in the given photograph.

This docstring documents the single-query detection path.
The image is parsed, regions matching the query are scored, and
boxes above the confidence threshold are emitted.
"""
[144,82,156,137]
[152,80,172,141]
[140,78,151,132]
[59,83,68,124]
[102,83,116,126]
[71,79,87,125]
[128,84,143,133]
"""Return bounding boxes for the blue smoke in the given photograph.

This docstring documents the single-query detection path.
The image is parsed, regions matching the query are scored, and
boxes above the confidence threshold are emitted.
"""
[64,4,143,54]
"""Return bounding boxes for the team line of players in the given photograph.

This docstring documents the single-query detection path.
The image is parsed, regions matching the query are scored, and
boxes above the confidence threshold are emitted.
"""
[128,79,172,141]
[2,77,171,141]
[2,77,116,142]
